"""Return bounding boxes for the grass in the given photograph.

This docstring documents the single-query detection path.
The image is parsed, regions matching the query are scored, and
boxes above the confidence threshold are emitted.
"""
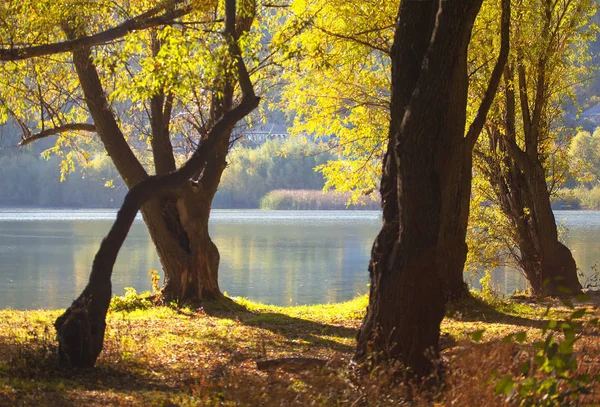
[1,293,599,406]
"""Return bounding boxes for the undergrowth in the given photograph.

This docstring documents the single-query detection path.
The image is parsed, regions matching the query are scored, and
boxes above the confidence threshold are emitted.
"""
[1,293,599,406]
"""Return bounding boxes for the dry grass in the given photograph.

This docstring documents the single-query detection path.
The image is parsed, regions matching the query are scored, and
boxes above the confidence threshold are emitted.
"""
[0,294,599,406]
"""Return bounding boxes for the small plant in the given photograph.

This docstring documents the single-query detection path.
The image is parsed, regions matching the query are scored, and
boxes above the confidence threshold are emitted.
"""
[479,270,498,302]
[109,288,153,312]
[494,297,598,406]
[148,268,164,305]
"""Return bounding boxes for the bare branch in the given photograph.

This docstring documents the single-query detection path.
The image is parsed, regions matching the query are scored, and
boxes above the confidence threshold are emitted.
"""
[18,123,96,146]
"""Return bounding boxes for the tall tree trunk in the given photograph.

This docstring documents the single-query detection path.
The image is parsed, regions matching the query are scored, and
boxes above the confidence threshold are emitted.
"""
[520,161,581,295]
[355,0,484,376]
[440,0,510,301]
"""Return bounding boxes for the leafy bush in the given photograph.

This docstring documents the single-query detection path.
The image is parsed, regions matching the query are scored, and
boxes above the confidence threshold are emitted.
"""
[493,299,599,406]
[553,186,600,210]
[109,288,154,312]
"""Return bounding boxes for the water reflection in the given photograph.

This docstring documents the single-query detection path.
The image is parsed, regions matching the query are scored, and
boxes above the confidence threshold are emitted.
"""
[1,209,599,309]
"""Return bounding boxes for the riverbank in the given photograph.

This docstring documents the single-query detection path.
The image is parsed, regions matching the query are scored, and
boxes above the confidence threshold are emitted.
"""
[553,186,600,210]
[1,293,599,406]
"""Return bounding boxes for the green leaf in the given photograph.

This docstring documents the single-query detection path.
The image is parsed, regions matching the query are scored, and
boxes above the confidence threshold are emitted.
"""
[495,375,514,396]
[515,331,527,343]
[470,330,485,342]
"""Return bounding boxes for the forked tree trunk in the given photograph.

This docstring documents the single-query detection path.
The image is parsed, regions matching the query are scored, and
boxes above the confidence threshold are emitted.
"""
[355,0,484,376]
[54,95,258,367]
[489,152,581,296]
[67,41,237,303]
[55,0,258,366]
[64,11,247,303]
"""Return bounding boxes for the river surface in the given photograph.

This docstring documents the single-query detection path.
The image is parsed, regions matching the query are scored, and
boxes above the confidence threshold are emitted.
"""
[0,209,598,309]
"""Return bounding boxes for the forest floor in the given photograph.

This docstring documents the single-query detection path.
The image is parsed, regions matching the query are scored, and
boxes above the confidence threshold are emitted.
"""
[0,292,599,406]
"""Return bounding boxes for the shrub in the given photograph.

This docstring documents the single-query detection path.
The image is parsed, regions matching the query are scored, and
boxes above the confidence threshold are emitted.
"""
[553,186,600,210]
[259,189,380,210]
[214,138,334,208]
[109,288,154,312]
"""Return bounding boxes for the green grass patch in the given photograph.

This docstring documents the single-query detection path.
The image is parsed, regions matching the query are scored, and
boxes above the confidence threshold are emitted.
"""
[1,294,599,406]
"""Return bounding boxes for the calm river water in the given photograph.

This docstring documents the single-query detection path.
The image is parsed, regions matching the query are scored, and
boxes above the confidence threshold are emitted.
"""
[0,209,598,309]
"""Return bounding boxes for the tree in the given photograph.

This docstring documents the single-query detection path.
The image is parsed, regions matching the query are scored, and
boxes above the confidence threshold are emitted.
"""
[43,0,259,367]
[273,0,395,200]
[569,127,600,188]
[355,0,510,375]
[472,0,595,295]
[0,0,261,302]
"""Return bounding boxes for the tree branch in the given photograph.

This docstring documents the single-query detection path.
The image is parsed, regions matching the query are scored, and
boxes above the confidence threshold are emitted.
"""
[0,0,193,61]
[465,0,510,151]
[517,55,532,146]
[18,123,96,146]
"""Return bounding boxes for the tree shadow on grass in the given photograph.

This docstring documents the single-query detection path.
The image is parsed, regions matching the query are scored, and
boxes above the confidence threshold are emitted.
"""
[199,299,358,353]
[446,294,551,329]
[0,343,184,406]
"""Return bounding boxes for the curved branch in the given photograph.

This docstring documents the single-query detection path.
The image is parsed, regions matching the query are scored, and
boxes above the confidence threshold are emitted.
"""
[0,0,193,61]
[18,123,96,146]
[465,0,510,151]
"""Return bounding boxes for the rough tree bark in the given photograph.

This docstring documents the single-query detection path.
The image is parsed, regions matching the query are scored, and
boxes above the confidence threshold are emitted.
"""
[355,0,492,376]
[54,0,259,367]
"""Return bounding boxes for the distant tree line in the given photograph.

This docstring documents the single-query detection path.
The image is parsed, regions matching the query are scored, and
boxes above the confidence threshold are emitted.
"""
[1,138,337,209]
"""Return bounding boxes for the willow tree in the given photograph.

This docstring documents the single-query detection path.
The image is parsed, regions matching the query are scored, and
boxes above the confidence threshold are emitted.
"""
[0,0,262,302]
[471,0,596,295]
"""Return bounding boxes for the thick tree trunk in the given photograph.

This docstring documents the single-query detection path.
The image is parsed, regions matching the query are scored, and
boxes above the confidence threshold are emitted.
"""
[484,126,581,296]
[141,190,222,302]
[522,163,581,295]
[355,0,483,377]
